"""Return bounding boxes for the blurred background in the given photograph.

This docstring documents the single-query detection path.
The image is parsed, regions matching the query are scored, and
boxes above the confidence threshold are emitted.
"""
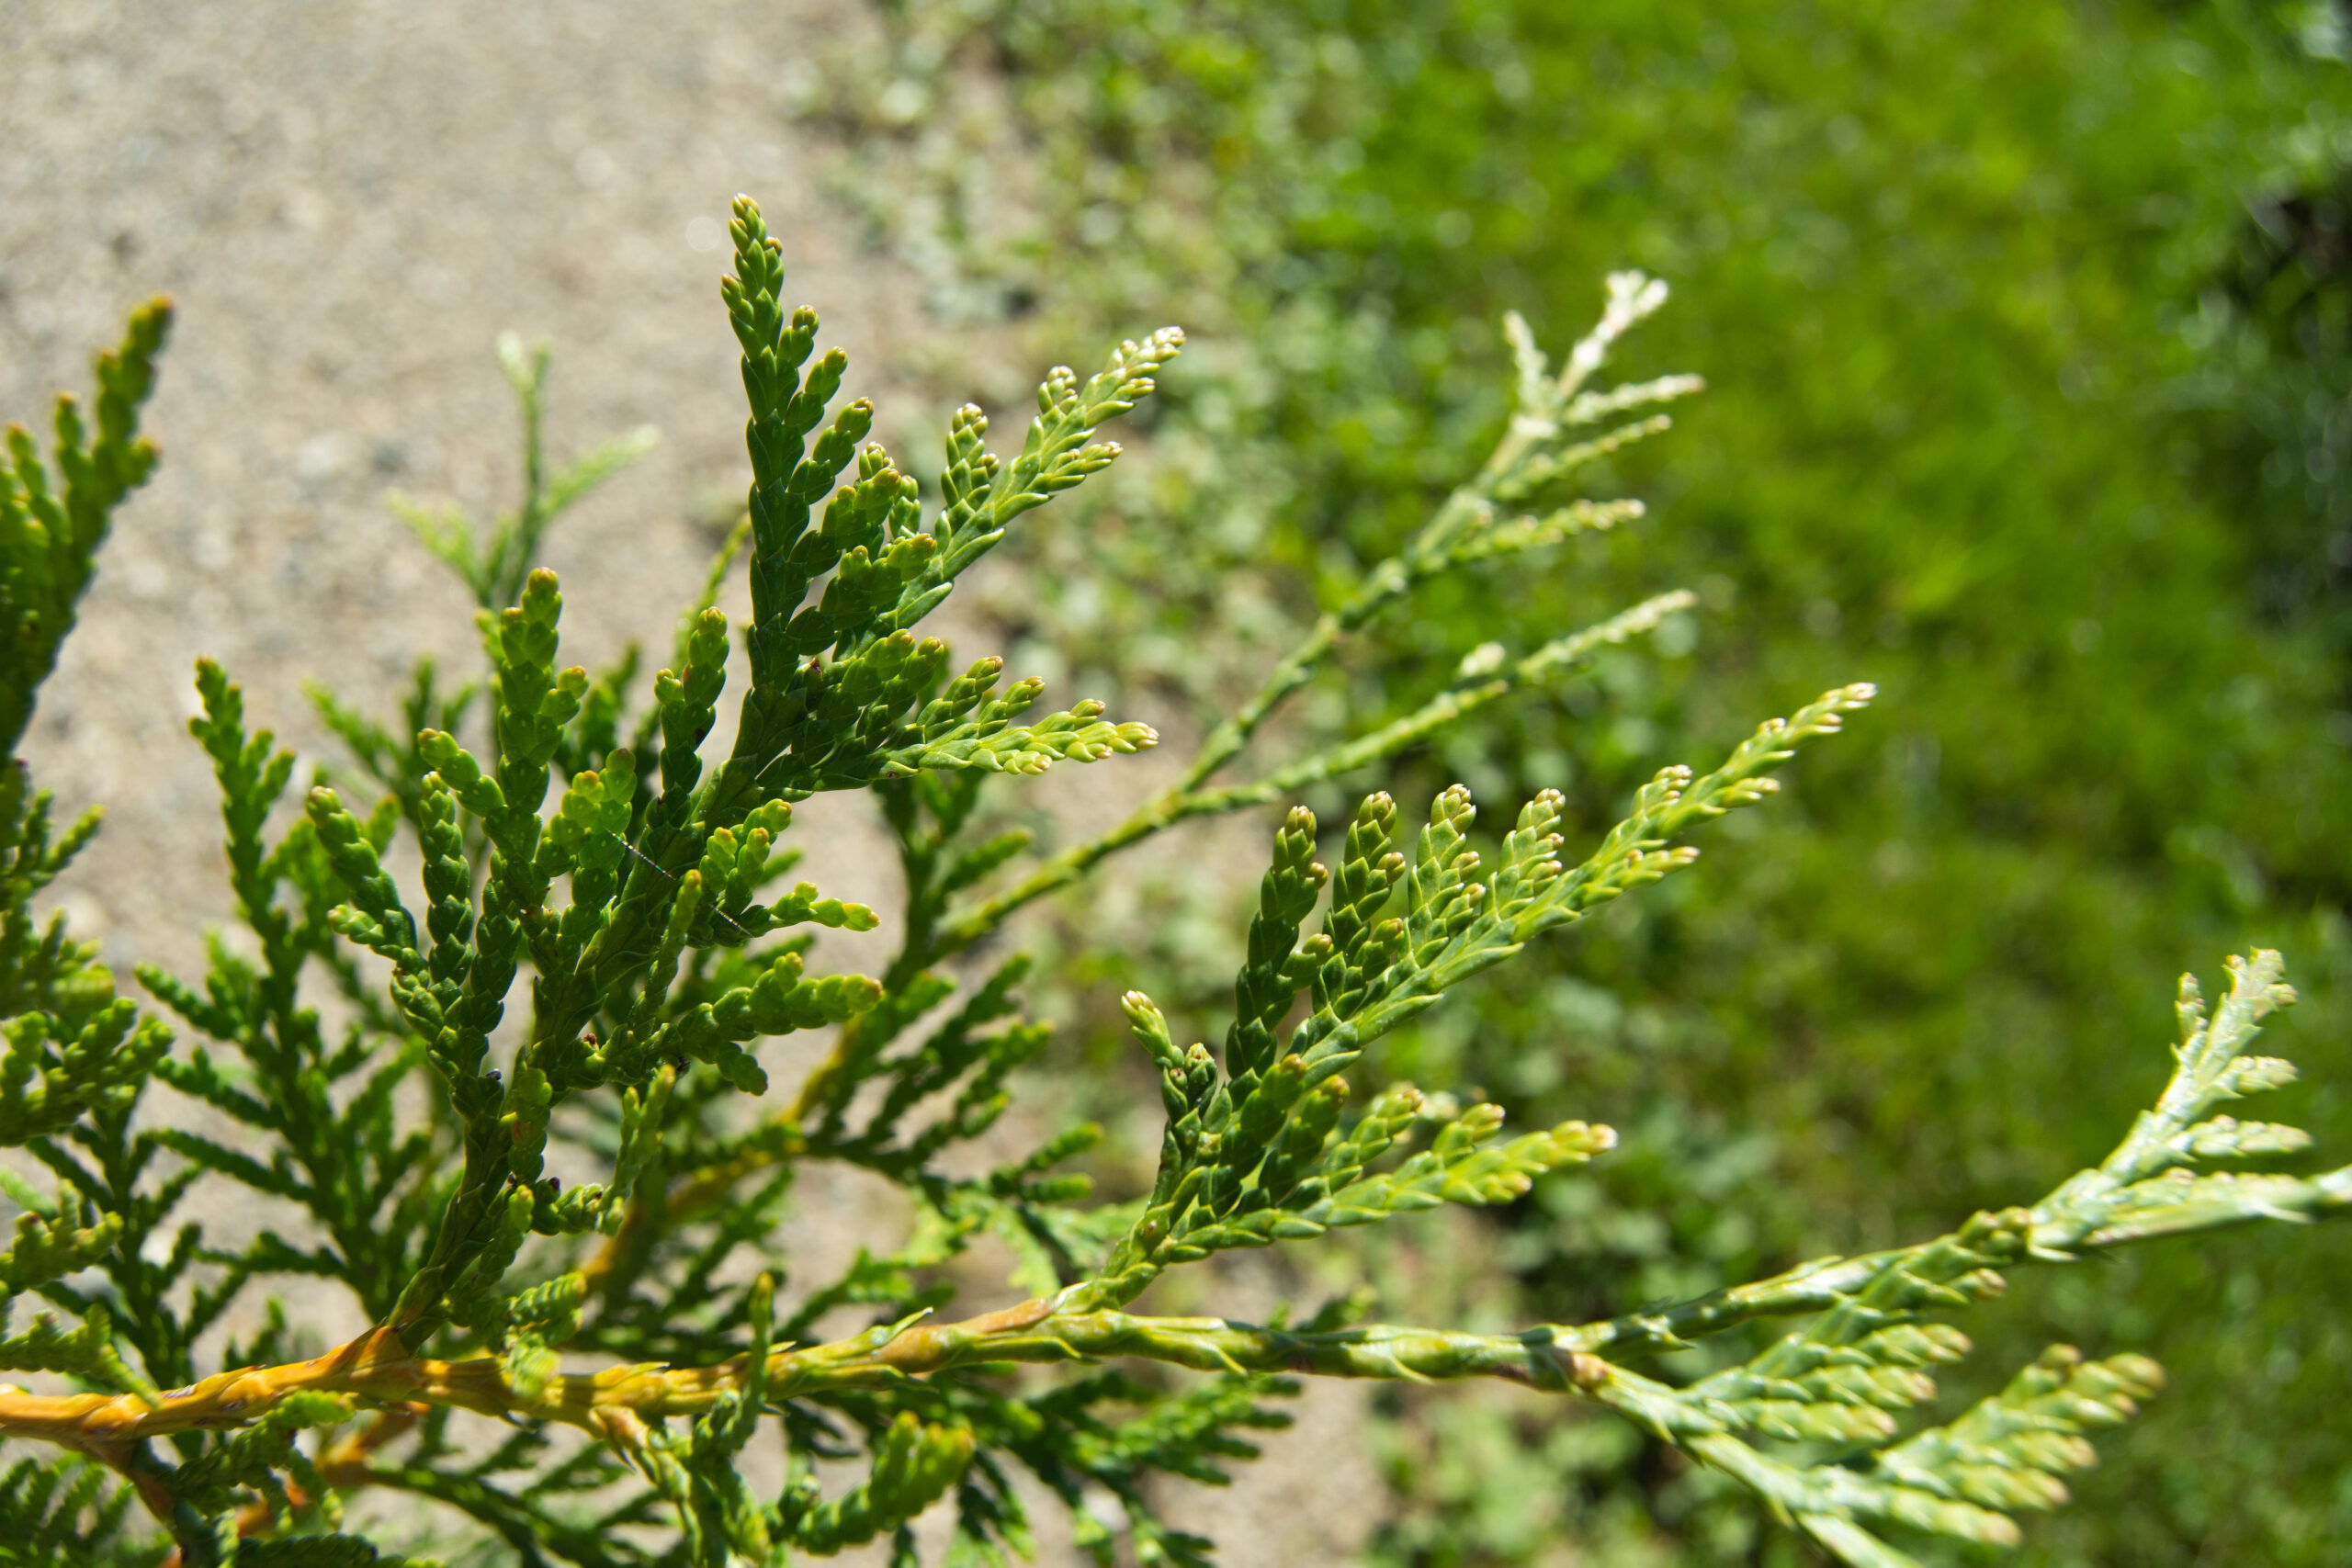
[9,1,2352,1563]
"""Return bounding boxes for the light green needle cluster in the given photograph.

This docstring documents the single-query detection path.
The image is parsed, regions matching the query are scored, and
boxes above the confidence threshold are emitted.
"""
[0,203,2339,1568]
[1513,950,2347,1567]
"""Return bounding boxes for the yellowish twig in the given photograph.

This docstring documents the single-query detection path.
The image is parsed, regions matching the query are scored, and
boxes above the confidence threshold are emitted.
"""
[0,1295,1622,1458]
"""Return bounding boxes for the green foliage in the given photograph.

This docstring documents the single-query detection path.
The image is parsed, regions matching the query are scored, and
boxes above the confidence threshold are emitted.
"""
[0,299,176,1169]
[0,187,2345,1568]
[0,1453,139,1567]
[0,303,187,1476]
[0,298,169,758]
[1549,951,2346,1566]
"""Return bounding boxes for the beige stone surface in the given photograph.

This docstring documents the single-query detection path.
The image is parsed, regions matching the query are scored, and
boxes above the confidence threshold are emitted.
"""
[1,0,927,978]
[0,2,1377,1562]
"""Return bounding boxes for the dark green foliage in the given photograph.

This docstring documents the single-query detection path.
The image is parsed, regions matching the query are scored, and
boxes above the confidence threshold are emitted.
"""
[0,1453,140,1567]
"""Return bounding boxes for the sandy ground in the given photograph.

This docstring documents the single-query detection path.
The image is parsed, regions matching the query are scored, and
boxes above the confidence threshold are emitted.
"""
[0,2,1375,1562]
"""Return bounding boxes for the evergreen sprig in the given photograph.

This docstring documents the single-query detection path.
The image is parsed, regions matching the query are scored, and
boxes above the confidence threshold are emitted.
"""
[0,297,171,757]
[0,215,2340,1568]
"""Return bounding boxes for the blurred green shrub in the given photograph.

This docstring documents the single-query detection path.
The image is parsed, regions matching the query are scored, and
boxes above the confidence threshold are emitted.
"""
[817,2,2352,1561]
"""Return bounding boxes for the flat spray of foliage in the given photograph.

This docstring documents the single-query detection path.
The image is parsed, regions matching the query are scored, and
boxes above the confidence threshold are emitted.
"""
[0,203,2343,1566]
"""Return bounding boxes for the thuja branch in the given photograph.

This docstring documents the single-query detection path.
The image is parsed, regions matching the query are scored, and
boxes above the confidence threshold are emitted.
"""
[0,1303,1577,1453]
[10,1001,2338,1450]
[930,279,1700,961]
[12,951,2328,1542]
[12,217,2343,1564]
[603,275,1710,1256]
